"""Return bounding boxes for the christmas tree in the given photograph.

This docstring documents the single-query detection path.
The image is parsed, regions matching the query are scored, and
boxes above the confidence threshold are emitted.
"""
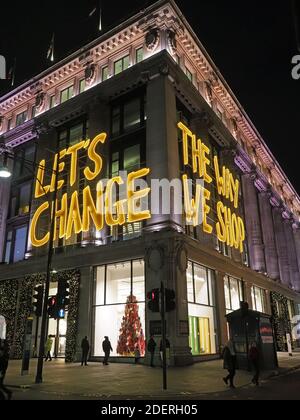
[117,294,145,357]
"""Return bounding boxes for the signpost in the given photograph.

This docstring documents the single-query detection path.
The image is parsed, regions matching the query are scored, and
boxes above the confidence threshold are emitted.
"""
[21,317,34,376]
[160,282,167,391]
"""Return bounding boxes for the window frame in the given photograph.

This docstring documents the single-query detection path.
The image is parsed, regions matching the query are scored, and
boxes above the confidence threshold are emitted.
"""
[60,85,74,104]
[15,110,27,127]
[114,54,130,75]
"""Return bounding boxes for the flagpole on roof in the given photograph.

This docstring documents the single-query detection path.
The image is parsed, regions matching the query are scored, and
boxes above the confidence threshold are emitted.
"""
[11,57,16,87]
[88,1,103,32]
[47,33,55,62]
[99,1,102,32]
[8,57,17,87]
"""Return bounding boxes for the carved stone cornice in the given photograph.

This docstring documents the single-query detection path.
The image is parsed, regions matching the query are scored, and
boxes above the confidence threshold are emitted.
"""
[3,120,37,148]
[254,174,269,193]
[234,146,253,174]
[269,192,282,209]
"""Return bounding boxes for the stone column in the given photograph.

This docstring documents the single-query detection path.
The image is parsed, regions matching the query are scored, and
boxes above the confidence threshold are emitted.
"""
[215,271,228,349]
[258,192,280,280]
[264,289,272,315]
[88,100,110,245]
[292,223,300,275]
[244,281,253,310]
[76,266,93,361]
[284,219,300,291]
[242,174,266,272]
[145,236,193,367]
[0,176,11,260]
[272,207,291,287]
[146,74,182,231]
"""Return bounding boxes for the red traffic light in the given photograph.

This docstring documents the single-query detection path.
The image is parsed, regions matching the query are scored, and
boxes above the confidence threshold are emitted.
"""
[147,288,160,312]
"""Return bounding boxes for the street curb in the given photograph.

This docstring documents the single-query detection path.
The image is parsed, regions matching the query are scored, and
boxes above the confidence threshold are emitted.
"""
[263,364,300,381]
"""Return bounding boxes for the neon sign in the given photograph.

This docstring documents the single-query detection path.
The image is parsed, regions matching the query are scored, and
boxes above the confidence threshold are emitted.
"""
[178,122,246,253]
[29,133,151,248]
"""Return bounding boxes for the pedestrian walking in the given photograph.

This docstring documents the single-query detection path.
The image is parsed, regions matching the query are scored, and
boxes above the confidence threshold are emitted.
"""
[134,345,141,364]
[159,338,171,367]
[81,336,90,366]
[102,336,113,365]
[0,339,12,400]
[147,336,156,367]
[45,335,53,361]
[222,340,237,389]
[249,342,260,386]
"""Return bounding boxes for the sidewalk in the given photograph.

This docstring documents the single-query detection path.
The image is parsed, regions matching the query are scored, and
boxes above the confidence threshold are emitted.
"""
[4,352,300,399]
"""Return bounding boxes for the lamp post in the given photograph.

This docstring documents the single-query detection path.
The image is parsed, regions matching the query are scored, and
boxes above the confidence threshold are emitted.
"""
[0,144,58,383]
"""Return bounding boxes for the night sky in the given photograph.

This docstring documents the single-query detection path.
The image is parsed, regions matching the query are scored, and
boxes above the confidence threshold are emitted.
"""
[0,0,299,194]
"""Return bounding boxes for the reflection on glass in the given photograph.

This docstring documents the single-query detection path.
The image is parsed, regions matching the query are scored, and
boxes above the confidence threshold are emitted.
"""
[194,264,208,306]
[124,145,140,172]
[230,278,240,311]
[124,99,141,130]
[69,123,84,145]
[95,266,105,305]
[224,277,231,310]
[187,262,194,302]
[106,262,131,305]
[13,226,28,262]
[132,260,145,302]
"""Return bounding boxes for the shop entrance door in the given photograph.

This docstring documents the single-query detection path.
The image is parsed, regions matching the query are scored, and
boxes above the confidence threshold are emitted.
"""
[47,314,68,358]
[189,316,211,355]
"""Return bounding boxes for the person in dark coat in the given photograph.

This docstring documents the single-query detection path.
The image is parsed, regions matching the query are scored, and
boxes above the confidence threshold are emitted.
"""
[222,340,237,389]
[249,342,260,386]
[102,336,113,365]
[81,336,90,366]
[0,340,12,400]
[147,336,156,367]
[159,338,171,367]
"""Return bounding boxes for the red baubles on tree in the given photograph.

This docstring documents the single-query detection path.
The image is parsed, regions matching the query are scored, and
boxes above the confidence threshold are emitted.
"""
[117,294,145,357]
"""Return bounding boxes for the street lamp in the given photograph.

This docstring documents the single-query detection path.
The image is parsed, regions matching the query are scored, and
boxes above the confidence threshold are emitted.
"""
[0,145,58,384]
[0,152,12,178]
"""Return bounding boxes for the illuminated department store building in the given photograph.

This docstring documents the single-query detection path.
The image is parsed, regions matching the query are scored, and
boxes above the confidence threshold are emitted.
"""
[1,0,300,365]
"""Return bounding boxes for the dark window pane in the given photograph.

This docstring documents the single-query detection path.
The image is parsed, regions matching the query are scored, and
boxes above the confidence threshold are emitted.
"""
[13,226,28,263]
[69,123,84,145]
[124,145,140,172]
[124,98,140,130]
[16,111,27,127]
[111,152,120,176]
[112,107,120,135]
[9,196,17,218]
[23,146,35,176]
[19,183,31,215]
[5,233,12,263]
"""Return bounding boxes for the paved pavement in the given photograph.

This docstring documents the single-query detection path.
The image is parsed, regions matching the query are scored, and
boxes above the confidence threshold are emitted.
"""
[4,352,300,400]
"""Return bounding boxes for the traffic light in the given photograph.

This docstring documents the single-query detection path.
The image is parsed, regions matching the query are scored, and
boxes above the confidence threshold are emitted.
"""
[47,296,58,319]
[57,280,70,309]
[147,288,160,312]
[33,285,44,317]
[165,289,176,312]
